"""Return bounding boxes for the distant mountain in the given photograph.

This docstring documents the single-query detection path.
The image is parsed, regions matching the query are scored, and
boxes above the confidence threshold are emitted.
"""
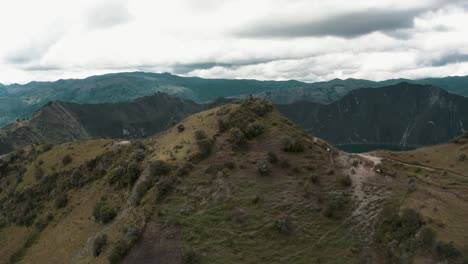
[1,71,468,127]
[277,83,468,147]
[0,93,206,154]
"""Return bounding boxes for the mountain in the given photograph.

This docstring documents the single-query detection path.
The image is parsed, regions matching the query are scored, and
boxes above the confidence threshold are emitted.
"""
[0,99,467,264]
[276,83,468,147]
[0,93,206,155]
[1,71,468,127]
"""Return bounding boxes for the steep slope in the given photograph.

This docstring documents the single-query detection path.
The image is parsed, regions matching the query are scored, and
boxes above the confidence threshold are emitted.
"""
[0,93,204,154]
[2,71,468,127]
[277,83,468,147]
[1,99,466,264]
[366,132,468,263]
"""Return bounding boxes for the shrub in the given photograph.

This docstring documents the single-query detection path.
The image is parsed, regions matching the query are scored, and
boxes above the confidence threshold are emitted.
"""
[67,168,83,187]
[125,162,140,186]
[322,191,349,218]
[224,161,236,170]
[458,153,466,162]
[133,149,145,162]
[194,130,207,140]
[183,248,201,264]
[197,138,214,156]
[229,128,246,146]
[257,159,271,175]
[157,176,176,201]
[274,218,291,234]
[217,119,229,132]
[54,194,68,209]
[62,154,72,165]
[108,227,142,263]
[177,124,185,132]
[267,152,278,164]
[34,168,44,181]
[93,202,117,224]
[253,101,273,116]
[338,175,352,187]
[245,122,264,139]
[93,234,107,257]
[419,227,435,248]
[108,240,128,264]
[149,160,172,178]
[310,174,319,184]
[434,241,461,259]
[282,137,305,153]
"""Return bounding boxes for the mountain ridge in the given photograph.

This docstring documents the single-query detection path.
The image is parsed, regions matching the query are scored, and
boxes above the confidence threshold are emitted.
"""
[276,82,468,147]
[2,71,468,127]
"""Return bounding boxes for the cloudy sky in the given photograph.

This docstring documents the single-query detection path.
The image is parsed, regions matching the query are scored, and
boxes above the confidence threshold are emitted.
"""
[1,0,468,84]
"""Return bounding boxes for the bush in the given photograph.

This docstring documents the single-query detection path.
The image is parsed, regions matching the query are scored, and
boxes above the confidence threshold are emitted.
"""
[108,240,128,264]
[149,160,172,178]
[93,202,117,224]
[282,137,305,153]
[177,124,185,132]
[322,191,349,218]
[419,227,435,248]
[108,227,142,263]
[197,138,214,156]
[434,241,460,259]
[458,153,466,162]
[183,248,201,264]
[217,119,229,132]
[257,159,271,175]
[229,128,246,146]
[338,175,352,187]
[157,176,176,201]
[245,122,264,139]
[54,194,68,209]
[34,168,44,181]
[267,152,278,164]
[62,154,73,166]
[194,130,207,140]
[93,234,107,257]
[70,168,82,187]
[310,174,319,184]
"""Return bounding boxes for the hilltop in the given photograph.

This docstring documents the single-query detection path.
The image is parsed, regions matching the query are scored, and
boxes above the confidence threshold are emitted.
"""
[0,99,467,263]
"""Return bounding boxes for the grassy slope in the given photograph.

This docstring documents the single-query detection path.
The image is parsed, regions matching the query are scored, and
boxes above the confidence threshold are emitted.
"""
[374,133,468,261]
[1,99,468,264]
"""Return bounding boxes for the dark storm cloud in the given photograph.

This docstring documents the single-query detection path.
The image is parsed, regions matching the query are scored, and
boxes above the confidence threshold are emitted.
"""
[171,59,282,74]
[432,53,468,67]
[236,9,424,38]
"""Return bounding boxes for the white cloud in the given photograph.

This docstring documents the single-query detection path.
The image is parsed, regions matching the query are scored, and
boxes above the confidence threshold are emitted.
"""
[0,0,467,84]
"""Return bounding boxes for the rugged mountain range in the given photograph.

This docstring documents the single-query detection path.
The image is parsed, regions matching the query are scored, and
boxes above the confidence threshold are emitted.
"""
[0,93,206,154]
[2,83,468,154]
[0,99,467,264]
[1,71,468,126]
[277,83,468,147]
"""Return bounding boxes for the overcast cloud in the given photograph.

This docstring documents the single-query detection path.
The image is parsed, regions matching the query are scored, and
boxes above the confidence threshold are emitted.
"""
[1,0,468,84]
